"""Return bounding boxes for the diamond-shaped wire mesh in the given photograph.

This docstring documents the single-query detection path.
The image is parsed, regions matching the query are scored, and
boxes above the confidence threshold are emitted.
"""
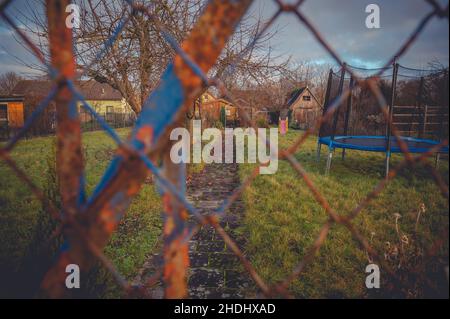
[0,0,448,298]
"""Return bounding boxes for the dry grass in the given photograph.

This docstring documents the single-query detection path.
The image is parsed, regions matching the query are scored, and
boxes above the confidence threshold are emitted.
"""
[238,130,448,298]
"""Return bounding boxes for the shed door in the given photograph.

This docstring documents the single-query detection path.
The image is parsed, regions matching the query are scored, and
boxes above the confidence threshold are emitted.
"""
[0,104,7,126]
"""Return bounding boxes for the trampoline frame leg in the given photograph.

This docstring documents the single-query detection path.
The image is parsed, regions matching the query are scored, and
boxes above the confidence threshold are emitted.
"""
[342,148,346,160]
[435,153,440,169]
[325,148,333,175]
[316,143,322,162]
[385,151,391,179]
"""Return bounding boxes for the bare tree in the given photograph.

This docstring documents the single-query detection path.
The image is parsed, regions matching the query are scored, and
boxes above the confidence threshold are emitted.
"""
[13,0,289,115]
[309,64,333,105]
[0,72,22,95]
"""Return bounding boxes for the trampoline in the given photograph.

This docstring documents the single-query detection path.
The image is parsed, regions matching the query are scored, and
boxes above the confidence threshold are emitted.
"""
[317,61,449,176]
[319,135,449,154]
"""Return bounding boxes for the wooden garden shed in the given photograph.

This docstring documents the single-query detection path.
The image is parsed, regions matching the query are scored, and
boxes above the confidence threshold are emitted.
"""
[197,91,237,126]
[0,95,25,128]
[286,86,322,129]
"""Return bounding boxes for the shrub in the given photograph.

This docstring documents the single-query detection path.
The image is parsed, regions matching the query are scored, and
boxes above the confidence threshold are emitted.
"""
[256,117,268,128]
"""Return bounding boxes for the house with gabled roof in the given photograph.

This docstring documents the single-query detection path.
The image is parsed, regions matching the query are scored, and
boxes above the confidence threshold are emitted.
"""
[13,79,132,113]
[285,86,322,129]
[6,79,134,126]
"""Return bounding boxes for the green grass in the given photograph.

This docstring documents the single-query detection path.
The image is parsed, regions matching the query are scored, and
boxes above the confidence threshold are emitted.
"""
[1,127,448,298]
[239,130,449,298]
[0,128,162,298]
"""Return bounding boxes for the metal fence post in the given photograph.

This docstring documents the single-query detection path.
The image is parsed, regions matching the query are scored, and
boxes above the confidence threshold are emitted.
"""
[42,0,84,297]
[325,63,346,174]
[331,63,346,141]
[342,76,354,160]
[422,104,428,137]
[435,70,449,168]
[385,60,399,178]
[417,76,425,138]
[162,150,190,298]
[325,147,333,175]
[47,0,83,212]
[317,69,334,162]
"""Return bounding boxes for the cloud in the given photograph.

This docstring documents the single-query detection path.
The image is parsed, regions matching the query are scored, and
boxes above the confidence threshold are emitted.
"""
[0,0,448,76]
[252,0,449,68]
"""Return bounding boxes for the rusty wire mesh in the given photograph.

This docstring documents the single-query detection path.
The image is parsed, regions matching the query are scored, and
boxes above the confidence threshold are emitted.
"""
[0,0,448,298]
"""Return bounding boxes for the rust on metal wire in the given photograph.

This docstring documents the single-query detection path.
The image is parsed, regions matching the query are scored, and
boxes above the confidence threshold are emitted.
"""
[46,0,81,214]
[41,0,85,298]
[40,0,254,297]
[0,0,447,299]
[162,151,190,298]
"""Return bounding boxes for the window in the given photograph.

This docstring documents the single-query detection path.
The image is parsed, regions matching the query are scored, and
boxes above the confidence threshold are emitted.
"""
[0,104,7,122]
[303,95,311,101]
[106,106,114,114]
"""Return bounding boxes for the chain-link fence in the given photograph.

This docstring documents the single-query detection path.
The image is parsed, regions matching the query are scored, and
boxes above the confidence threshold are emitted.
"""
[0,0,448,298]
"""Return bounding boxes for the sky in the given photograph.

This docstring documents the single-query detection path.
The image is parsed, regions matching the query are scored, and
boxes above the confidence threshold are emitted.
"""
[0,0,448,77]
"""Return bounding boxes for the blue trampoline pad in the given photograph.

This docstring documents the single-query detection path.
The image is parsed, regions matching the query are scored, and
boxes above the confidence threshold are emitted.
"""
[319,135,449,153]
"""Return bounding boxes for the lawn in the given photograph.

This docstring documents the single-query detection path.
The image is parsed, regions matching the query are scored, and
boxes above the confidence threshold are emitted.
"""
[1,127,448,299]
[0,128,163,298]
[238,130,449,298]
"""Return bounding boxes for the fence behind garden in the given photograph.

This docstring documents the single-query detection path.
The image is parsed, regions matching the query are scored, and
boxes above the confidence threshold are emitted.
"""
[0,110,136,141]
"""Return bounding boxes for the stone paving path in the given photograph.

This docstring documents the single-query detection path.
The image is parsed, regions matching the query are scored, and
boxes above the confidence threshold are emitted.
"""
[134,162,256,299]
